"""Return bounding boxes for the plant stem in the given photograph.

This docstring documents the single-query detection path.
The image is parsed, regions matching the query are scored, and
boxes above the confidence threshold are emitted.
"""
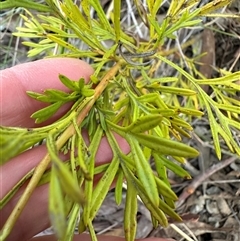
[0,154,52,240]
[0,61,122,240]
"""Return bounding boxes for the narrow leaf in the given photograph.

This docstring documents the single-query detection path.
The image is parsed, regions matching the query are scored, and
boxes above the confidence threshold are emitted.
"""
[49,167,67,239]
[89,157,119,220]
[44,89,70,101]
[115,170,124,205]
[31,101,63,123]
[63,203,80,241]
[83,127,103,226]
[121,164,168,227]
[114,0,121,41]
[128,138,159,207]
[59,74,79,91]
[159,198,182,221]
[154,176,178,201]
[126,114,163,133]
[81,88,95,97]
[147,85,197,96]
[124,181,137,241]
[47,137,85,204]
[161,157,192,179]
[90,0,112,31]
[131,133,199,157]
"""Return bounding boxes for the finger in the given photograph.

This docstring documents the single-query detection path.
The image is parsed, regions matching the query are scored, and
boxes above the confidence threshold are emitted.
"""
[1,135,129,240]
[1,184,49,241]
[1,132,129,199]
[0,58,93,127]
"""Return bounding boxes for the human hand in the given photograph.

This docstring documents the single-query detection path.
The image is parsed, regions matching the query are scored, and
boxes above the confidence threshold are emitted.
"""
[0,58,174,241]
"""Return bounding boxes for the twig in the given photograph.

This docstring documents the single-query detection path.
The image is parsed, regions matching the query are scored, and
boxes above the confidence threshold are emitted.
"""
[176,156,238,208]
[170,224,194,241]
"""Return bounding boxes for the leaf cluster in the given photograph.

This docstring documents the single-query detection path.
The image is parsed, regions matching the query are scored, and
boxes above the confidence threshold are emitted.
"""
[1,1,240,241]
[27,75,94,123]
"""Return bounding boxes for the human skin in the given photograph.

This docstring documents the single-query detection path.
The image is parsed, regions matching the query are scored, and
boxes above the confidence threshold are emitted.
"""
[0,58,174,241]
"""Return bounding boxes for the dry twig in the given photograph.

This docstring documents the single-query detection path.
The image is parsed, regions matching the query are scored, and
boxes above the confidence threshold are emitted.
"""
[176,156,238,208]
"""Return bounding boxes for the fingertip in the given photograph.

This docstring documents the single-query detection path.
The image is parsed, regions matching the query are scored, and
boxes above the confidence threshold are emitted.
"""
[1,58,93,127]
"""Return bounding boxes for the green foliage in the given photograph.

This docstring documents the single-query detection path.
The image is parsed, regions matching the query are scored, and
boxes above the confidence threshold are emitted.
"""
[1,0,240,241]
